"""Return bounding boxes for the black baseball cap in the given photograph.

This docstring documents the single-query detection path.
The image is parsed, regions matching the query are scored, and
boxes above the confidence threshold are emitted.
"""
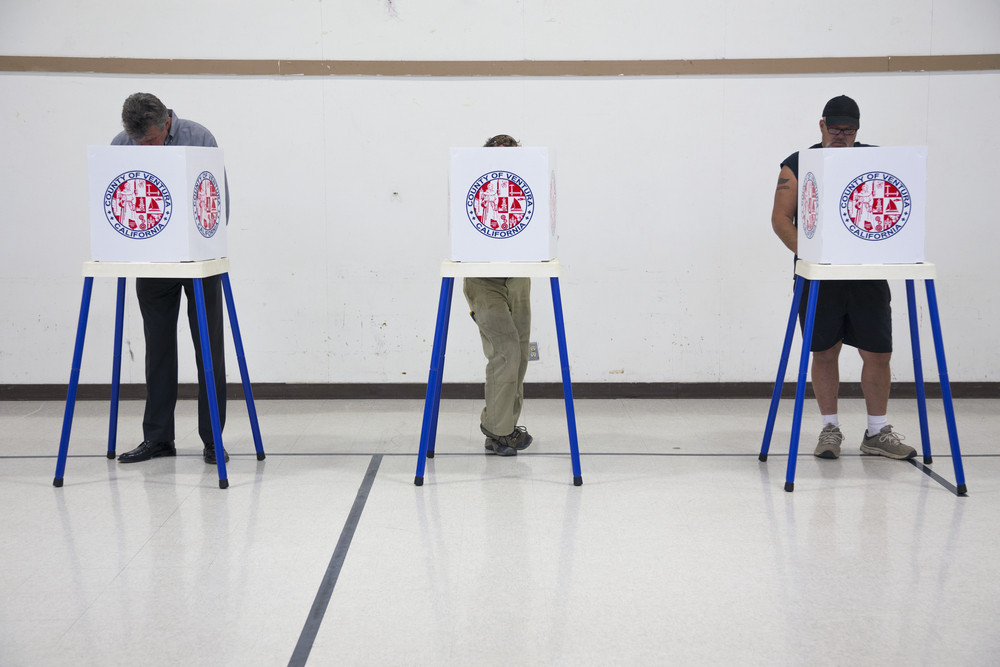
[822,95,860,128]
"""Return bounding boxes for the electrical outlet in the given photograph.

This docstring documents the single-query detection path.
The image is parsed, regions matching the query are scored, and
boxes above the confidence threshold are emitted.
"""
[528,341,539,361]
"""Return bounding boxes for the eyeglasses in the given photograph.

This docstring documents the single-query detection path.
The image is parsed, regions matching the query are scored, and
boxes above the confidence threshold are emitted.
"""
[825,126,857,136]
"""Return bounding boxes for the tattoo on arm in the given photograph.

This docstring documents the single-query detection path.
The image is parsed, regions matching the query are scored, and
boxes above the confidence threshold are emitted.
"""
[776,177,791,191]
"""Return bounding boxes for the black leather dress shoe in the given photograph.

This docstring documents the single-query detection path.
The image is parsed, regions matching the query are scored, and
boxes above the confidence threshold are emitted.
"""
[118,440,176,463]
[203,444,230,464]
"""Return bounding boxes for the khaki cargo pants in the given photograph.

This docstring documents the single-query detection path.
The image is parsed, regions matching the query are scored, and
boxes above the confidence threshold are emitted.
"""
[463,277,531,437]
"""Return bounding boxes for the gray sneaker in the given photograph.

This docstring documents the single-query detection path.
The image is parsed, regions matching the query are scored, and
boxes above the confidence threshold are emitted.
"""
[481,425,533,454]
[860,425,917,460]
[483,437,517,456]
[814,424,843,459]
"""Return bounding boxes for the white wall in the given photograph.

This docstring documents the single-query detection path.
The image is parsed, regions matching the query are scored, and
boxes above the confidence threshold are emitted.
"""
[1,1,998,386]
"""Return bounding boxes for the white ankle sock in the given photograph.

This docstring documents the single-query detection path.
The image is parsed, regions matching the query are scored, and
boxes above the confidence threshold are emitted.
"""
[821,414,839,429]
[867,415,888,437]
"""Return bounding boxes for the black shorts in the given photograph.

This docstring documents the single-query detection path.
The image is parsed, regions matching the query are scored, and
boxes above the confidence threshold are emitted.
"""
[797,279,892,353]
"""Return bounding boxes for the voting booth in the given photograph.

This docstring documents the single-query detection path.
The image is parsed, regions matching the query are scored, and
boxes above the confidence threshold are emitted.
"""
[797,146,926,264]
[415,146,581,487]
[87,146,227,262]
[55,147,261,490]
[760,145,967,495]
[449,147,556,262]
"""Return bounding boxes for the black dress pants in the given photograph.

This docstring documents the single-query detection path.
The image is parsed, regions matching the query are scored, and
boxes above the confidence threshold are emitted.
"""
[136,275,226,445]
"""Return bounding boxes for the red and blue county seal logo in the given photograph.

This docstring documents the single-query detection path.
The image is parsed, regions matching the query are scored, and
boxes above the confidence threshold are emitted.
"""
[103,171,172,239]
[192,171,221,239]
[466,171,534,239]
[840,171,911,241]
[801,172,819,240]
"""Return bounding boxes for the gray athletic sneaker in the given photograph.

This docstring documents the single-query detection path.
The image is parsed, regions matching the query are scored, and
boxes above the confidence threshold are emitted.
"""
[860,425,917,460]
[814,424,843,459]
[481,425,533,455]
[483,437,517,456]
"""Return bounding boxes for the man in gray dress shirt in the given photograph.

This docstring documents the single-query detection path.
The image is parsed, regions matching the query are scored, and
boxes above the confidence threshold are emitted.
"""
[112,92,230,465]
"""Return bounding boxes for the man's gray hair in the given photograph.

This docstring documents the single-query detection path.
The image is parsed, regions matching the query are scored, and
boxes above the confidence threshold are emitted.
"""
[121,92,169,142]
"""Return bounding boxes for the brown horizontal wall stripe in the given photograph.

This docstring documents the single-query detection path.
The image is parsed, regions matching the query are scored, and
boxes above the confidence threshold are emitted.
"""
[1,55,998,77]
[888,53,1000,72]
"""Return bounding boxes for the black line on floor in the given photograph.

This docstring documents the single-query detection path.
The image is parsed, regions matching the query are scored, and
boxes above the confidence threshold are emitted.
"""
[288,454,383,667]
[8,452,999,460]
[908,458,967,496]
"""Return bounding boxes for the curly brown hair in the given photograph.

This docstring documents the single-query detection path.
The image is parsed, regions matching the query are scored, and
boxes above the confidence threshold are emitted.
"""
[483,134,520,147]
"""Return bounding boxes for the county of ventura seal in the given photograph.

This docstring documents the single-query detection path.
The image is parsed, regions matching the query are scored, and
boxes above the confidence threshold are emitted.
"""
[192,171,221,238]
[466,171,534,238]
[801,172,819,240]
[104,171,172,239]
[840,171,911,241]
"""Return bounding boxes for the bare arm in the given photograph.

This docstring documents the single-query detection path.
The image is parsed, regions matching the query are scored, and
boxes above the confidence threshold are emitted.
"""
[770,165,798,254]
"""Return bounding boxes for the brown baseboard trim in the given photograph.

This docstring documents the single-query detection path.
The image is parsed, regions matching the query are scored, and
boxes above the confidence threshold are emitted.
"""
[2,382,998,401]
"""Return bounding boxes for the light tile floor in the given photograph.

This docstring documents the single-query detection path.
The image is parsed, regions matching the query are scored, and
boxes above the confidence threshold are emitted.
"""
[1,397,997,666]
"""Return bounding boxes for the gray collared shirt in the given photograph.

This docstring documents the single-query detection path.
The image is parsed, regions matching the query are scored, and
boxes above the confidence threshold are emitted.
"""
[111,110,230,219]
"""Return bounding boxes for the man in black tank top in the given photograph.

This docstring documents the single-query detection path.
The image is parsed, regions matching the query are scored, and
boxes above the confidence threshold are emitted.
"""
[769,95,916,462]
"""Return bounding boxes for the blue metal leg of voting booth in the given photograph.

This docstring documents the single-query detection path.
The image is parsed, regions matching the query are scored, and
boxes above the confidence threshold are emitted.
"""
[550,277,583,486]
[415,276,583,487]
[54,270,264,490]
[222,273,266,461]
[760,273,967,495]
[415,277,455,484]
[780,278,820,492]
[924,280,967,494]
[906,279,933,464]
[759,276,806,463]
[192,277,229,488]
[53,277,94,487]
[107,277,126,458]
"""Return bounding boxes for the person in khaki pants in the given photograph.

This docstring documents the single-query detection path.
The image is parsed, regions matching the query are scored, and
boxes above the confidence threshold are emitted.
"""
[463,134,534,457]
